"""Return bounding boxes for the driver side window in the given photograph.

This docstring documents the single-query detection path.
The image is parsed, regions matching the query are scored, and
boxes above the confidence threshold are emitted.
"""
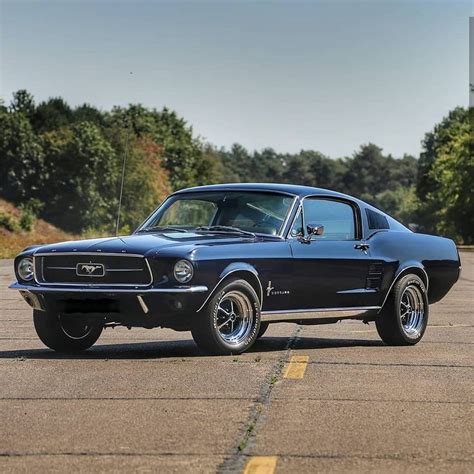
[294,198,356,241]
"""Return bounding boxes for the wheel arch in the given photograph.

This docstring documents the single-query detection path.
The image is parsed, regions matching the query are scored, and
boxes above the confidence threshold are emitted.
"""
[379,264,429,312]
[196,263,263,312]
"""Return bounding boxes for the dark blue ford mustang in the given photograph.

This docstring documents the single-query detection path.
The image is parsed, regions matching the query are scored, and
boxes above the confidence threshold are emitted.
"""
[10,183,461,355]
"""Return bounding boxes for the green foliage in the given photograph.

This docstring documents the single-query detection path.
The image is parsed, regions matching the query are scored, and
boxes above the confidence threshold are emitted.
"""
[32,97,73,133]
[0,108,44,202]
[0,91,178,233]
[19,199,43,231]
[10,90,35,119]
[417,108,473,242]
[107,129,171,231]
[39,122,119,232]
[0,212,20,232]
[372,186,419,227]
[0,89,471,242]
[107,105,202,189]
[215,143,417,224]
[72,104,105,126]
[417,107,467,202]
[194,144,225,186]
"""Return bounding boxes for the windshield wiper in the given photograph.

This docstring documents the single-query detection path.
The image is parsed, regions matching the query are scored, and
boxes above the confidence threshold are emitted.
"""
[196,225,256,238]
[137,226,189,233]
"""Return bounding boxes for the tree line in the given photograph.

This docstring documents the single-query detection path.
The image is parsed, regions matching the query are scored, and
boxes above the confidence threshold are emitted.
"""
[0,90,472,242]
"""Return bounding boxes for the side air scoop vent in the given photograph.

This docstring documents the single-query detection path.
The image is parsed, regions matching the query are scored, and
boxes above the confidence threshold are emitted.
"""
[366,263,384,290]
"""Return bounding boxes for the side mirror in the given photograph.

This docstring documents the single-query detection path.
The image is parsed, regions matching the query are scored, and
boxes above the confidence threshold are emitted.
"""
[299,223,324,243]
[306,223,324,236]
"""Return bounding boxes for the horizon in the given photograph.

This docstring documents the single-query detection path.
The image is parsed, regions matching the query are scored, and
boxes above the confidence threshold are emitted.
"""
[1,0,471,158]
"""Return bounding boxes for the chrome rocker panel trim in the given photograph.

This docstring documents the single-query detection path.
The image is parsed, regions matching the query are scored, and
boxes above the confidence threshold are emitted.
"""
[9,282,208,294]
[261,306,381,322]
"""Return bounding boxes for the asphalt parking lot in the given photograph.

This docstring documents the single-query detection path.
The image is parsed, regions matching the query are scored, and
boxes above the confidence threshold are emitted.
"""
[0,253,472,473]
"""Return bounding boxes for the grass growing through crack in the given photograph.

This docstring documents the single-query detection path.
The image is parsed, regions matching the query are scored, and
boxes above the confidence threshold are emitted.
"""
[270,360,285,385]
[238,421,256,451]
[235,363,286,453]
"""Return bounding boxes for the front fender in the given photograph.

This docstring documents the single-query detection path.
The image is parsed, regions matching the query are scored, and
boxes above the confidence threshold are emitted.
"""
[196,262,264,312]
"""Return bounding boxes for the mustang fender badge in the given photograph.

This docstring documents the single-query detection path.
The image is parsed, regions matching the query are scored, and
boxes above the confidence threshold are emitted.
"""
[267,280,290,297]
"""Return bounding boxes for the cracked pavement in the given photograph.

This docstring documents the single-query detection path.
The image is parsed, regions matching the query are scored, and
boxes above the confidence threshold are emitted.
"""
[0,252,472,473]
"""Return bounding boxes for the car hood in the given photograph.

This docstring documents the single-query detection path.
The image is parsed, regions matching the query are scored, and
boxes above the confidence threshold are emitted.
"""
[32,232,262,257]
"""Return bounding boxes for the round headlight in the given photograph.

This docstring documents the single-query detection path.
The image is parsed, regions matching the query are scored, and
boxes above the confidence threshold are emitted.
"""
[18,257,34,281]
[173,259,194,283]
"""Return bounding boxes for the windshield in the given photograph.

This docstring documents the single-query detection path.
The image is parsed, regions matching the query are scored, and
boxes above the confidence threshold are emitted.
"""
[138,191,295,236]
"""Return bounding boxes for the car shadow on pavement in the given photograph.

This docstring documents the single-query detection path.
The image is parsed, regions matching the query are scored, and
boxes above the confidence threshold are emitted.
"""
[0,336,384,360]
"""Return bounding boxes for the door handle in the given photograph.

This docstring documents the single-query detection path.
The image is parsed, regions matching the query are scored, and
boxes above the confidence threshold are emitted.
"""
[354,243,370,252]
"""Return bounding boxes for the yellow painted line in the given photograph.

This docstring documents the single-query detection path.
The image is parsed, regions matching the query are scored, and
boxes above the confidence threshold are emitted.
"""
[243,456,277,474]
[283,355,309,379]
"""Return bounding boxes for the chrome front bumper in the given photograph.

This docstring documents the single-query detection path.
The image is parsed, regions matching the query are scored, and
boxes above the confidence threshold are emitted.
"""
[9,282,208,294]
[10,282,209,314]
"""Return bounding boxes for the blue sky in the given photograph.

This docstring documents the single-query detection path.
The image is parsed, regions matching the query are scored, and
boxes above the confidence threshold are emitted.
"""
[0,0,471,157]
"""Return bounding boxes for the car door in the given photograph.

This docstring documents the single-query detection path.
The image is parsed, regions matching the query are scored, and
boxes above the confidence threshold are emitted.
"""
[288,197,380,309]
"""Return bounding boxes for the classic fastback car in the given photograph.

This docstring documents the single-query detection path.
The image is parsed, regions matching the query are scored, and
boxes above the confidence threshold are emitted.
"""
[11,183,461,355]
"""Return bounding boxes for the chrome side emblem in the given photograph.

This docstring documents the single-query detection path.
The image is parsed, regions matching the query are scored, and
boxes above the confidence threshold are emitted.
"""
[266,280,290,297]
[76,263,105,277]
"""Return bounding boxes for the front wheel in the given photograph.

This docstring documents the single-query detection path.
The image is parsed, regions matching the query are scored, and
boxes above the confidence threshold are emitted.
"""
[191,279,261,355]
[33,310,103,352]
[376,274,428,346]
[257,322,269,339]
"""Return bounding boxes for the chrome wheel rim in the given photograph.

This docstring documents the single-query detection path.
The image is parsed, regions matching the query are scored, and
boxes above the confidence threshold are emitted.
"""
[59,315,93,340]
[400,285,425,338]
[216,290,254,345]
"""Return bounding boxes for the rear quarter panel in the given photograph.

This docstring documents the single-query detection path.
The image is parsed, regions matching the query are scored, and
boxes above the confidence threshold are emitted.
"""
[369,231,461,305]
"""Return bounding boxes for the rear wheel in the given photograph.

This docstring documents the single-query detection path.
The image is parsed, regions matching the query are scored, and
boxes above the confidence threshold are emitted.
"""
[376,274,428,345]
[33,310,103,352]
[191,279,261,355]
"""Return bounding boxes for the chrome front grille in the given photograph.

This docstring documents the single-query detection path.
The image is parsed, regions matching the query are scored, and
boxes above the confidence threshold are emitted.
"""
[34,253,153,286]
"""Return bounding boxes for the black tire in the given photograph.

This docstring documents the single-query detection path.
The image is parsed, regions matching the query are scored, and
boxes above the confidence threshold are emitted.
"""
[191,278,261,355]
[33,310,103,352]
[376,274,428,346]
[257,322,269,339]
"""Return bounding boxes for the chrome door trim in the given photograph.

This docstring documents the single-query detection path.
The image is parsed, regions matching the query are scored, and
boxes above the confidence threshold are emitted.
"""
[280,196,300,238]
[261,306,380,322]
[284,194,363,240]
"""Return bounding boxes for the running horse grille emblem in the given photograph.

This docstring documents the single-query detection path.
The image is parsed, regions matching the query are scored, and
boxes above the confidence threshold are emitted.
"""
[76,263,105,277]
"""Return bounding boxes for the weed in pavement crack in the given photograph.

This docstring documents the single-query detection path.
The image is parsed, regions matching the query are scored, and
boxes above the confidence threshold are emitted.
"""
[218,325,302,473]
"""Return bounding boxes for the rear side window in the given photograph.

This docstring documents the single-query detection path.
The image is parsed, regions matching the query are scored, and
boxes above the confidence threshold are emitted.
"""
[366,209,390,230]
[302,199,355,240]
